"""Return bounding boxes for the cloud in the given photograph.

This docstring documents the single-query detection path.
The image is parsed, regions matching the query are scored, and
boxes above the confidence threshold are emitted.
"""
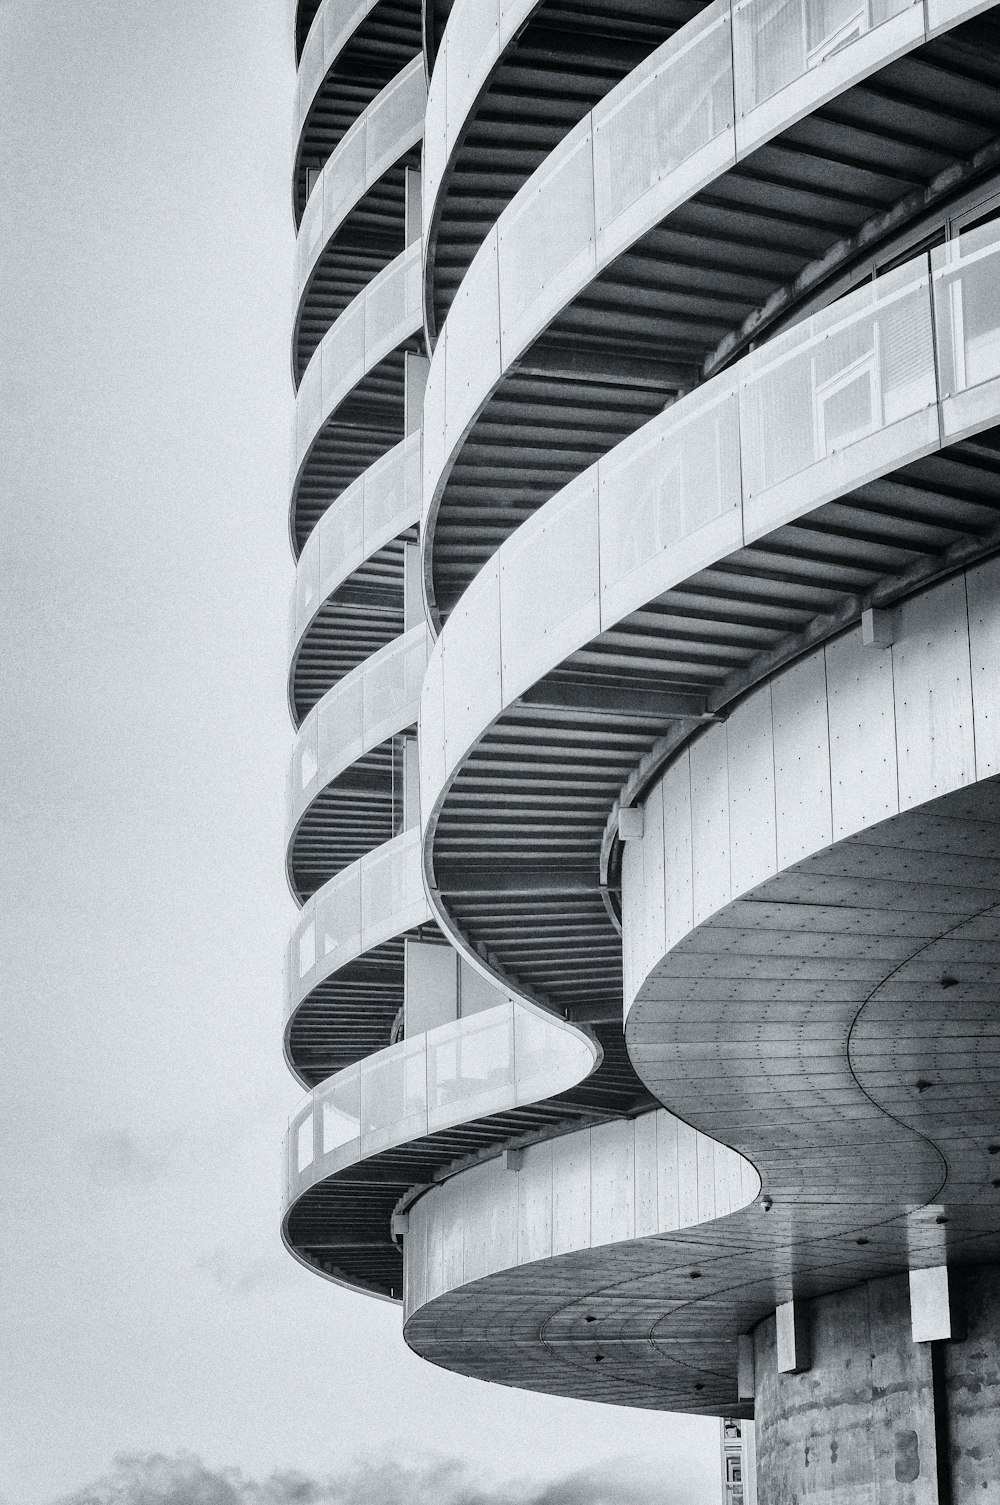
[195,1247,296,1297]
[49,1451,682,1505]
[78,1129,168,1188]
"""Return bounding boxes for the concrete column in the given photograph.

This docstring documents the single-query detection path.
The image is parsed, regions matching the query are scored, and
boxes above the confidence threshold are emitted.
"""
[752,1267,1000,1505]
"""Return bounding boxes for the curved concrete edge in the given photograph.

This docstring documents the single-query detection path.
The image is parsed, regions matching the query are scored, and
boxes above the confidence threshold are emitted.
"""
[287,432,421,716]
[420,0,539,335]
[402,1107,760,1405]
[418,233,1000,920]
[295,0,382,155]
[403,562,1000,1411]
[291,242,422,493]
[285,827,432,1032]
[285,997,600,1201]
[286,624,427,863]
[419,0,981,606]
[295,56,425,321]
[621,556,1000,1019]
[282,996,602,1300]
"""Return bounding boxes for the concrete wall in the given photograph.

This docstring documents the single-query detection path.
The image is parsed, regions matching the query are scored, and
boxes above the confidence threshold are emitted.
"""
[752,1268,1000,1505]
[404,1107,759,1317]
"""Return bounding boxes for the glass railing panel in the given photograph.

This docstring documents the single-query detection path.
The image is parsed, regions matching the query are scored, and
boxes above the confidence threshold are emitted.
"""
[444,228,501,455]
[426,1005,516,1130]
[733,0,914,117]
[364,246,422,369]
[441,557,502,778]
[290,715,321,816]
[317,673,364,776]
[322,1068,362,1157]
[314,862,364,972]
[318,479,366,605]
[297,20,328,132]
[513,1004,594,1106]
[324,0,368,56]
[295,356,324,467]
[363,436,417,548]
[593,0,735,267]
[293,526,322,646]
[321,298,366,416]
[295,0,374,137]
[322,117,368,245]
[296,1108,315,1174]
[497,118,596,363]
[366,58,425,182]
[297,187,326,290]
[363,630,423,746]
[598,374,743,628]
[360,1035,428,1153]
[932,216,1000,439]
[360,829,428,947]
[498,470,600,703]
[739,256,937,538]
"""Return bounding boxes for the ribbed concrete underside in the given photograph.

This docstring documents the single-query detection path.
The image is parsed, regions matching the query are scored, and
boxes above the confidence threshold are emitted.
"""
[405,781,1000,1413]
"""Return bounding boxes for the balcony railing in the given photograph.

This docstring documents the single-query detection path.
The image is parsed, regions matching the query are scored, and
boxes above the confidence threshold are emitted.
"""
[288,624,427,835]
[290,431,421,648]
[288,827,431,1022]
[422,0,983,536]
[285,996,599,1198]
[421,215,1000,823]
[293,242,421,477]
[297,57,425,297]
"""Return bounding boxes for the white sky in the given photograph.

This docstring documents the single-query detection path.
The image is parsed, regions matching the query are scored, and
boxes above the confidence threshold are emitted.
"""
[0,3,718,1500]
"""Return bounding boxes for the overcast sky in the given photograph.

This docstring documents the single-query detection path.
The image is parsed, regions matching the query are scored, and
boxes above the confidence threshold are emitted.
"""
[0,4,717,1501]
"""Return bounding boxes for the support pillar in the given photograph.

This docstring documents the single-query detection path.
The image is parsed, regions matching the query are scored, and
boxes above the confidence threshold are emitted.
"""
[752,1266,1000,1505]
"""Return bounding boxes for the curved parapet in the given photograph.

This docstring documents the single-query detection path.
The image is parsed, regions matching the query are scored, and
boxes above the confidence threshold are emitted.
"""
[291,242,422,550]
[404,1108,759,1406]
[294,0,422,223]
[287,625,427,895]
[289,432,421,722]
[616,560,1000,1409]
[421,0,1000,622]
[421,224,1000,1027]
[282,994,601,1297]
[294,58,425,376]
[288,828,431,1029]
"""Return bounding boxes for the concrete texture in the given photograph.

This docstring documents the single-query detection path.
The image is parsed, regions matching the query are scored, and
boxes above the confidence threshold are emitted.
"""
[753,1267,1000,1505]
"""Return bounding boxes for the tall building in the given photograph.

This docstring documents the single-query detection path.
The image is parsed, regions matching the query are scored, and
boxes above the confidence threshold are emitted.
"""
[282,0,1000,1496]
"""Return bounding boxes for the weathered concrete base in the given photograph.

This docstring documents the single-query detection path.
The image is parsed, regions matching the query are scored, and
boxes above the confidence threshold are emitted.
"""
[753,1266,1000,1505]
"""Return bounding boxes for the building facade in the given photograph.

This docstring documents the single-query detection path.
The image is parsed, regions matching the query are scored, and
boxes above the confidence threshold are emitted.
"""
[282,0,1000,1496]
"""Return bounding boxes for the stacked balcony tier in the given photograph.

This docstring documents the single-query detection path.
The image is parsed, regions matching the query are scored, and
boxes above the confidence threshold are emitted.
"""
[408,0,1000,1410]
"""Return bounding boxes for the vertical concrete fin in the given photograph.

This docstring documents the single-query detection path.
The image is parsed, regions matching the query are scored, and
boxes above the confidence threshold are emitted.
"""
[910,1266,953,1344]
[776,1300,808,1374]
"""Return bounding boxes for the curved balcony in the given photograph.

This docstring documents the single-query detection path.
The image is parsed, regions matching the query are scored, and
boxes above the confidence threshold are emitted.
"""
[291,241,423,551]
[404,1108,759,1407]
[289,433,421,721]
[419,218,1000,1051]
[295,57,425,377]
[287,625,427,897]
[606,562,1000,1410]
[283,993,600,1299]
[421,0,1000,623]
[286,826,434,1079]
[400,558,1000,1413]
[294,0,422,223]
[421,0,692,339]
